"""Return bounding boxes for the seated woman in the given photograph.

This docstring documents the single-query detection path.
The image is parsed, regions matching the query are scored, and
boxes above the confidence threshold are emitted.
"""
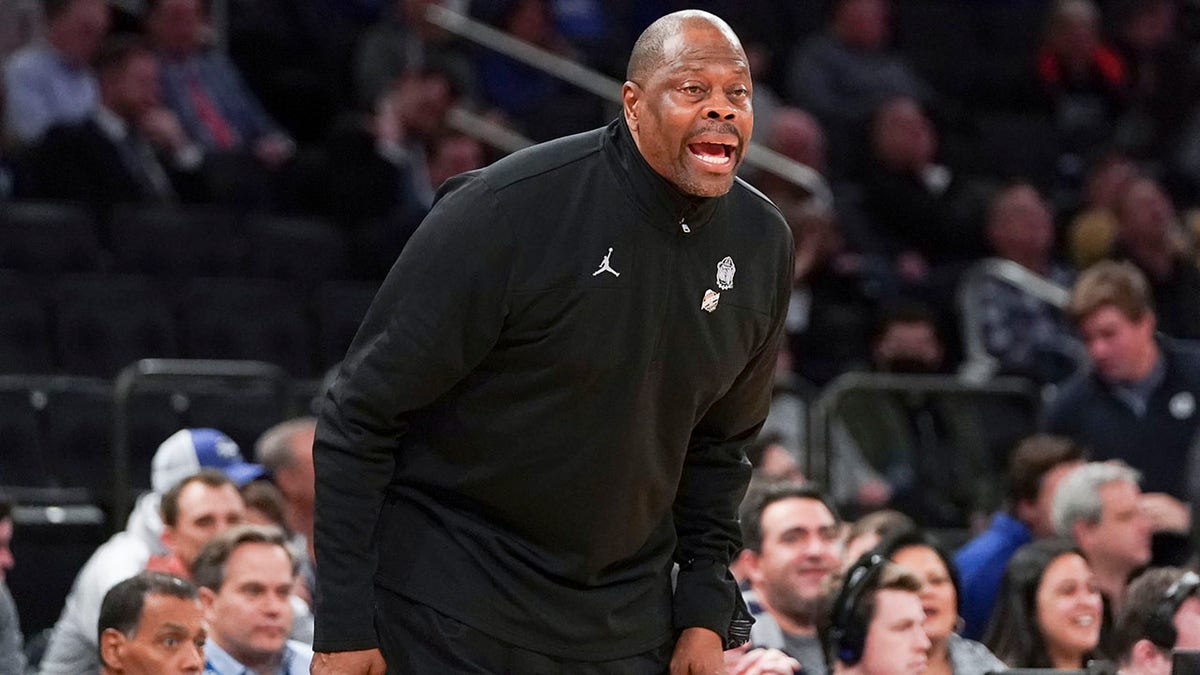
[984,538,1104,668]
[874,527,1006,675]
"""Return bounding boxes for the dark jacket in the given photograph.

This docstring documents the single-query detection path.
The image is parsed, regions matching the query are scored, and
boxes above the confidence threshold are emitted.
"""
[312,118,793,658]
[1044,336,1200,500]
[18,116,208,213]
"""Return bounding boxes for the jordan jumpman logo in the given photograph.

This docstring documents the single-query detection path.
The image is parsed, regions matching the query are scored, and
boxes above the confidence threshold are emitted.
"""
[592,248,620,277]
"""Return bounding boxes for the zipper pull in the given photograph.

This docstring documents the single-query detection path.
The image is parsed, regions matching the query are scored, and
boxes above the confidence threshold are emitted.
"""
[679,218,691,234]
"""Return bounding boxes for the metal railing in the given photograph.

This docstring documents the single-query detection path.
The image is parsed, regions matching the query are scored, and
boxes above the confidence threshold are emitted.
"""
[806,372,1040,493]
[957,258,1072,382]
[424,4,834,209]
[111,359,291,527]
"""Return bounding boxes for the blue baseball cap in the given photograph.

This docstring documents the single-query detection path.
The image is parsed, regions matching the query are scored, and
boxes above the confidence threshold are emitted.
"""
[150,428,268,493]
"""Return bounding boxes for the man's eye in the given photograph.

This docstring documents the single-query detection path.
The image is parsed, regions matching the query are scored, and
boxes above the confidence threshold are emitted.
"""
[682,85,704,95]
[162,637,178,648]
[730,88,749,98]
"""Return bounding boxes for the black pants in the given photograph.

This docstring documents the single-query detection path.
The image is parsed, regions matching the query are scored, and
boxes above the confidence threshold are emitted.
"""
[375,586,674,674]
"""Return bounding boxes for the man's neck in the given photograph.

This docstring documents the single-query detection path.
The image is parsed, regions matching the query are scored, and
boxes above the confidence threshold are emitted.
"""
[226,642,284,675]
[756,593,816,635]
[1091,561,1130,615]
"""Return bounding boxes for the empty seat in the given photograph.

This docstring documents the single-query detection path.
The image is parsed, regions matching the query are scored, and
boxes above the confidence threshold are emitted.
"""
[122,390,191,491]
[119,379,292,490]
[313,280,379,370]
[179,278,317,376]
[42,378,115,500]
[184,380,290,454]
[244,215,351,284]
[108,204,245,278]
[8,503,108,638]
[53,274,178,378]
[0,201,103,274]
[973,113,1061,187]
[0,382,50,488]
[0,273,54,374]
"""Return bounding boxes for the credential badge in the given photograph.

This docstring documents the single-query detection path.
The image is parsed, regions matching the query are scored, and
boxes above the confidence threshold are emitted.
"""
[1170,391,1195,420]
[701,289,721,313]
[716,256,735,291]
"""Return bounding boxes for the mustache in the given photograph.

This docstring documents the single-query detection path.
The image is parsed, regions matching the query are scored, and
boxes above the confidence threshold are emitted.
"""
[687,122,742,145]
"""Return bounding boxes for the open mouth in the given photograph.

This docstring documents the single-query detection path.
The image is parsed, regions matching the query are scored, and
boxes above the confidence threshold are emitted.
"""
[688,142,735,166]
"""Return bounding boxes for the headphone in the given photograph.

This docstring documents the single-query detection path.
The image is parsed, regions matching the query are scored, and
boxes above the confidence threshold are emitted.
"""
[1145,571,1200,649]
[827,553,888,666]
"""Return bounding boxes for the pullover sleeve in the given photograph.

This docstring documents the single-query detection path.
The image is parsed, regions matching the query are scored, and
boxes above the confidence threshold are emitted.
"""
[672,233,793,641]
[311,174,512,651]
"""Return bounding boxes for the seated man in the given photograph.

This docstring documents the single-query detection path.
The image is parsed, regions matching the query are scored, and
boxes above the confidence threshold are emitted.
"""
[2,0,109,144]
[98,572,206,675]
[1053,460,1153,653]
[1113,567,1200,675]
[192,525,312,674]
[954,434,1086,639]
[740,483,844,675]
[39,429,259,675]
[817,554,930,675]
[19,35,210,218]
[145,469,247,578]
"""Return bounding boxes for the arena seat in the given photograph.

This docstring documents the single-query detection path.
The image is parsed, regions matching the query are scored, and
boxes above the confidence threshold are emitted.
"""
[0,273,54,374]
[313,280,379,371]
[0,382,50,488]
[244,214,350,284]
[42,378,116,501]
[108,204,245,278]
[0,201,104,275]
[179,277,317,377]
[53,274,178,378]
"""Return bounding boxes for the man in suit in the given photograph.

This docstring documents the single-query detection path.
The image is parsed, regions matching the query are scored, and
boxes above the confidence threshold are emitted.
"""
[19,34,208,216]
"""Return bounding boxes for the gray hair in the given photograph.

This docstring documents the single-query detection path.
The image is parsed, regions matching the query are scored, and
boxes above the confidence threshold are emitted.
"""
[1051,461,1141,536]
[254,417,316,471]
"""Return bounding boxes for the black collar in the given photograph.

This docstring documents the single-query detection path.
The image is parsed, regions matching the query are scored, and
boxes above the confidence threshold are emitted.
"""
[601,118,721,235]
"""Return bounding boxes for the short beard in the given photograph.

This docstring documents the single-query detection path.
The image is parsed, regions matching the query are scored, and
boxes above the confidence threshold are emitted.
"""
[760,577,822,628]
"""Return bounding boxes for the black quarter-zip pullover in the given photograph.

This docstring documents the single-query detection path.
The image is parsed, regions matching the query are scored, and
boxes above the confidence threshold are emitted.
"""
[313,118,794,659]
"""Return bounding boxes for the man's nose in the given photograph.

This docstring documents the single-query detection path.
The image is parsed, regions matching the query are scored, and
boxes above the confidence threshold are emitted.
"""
[182,642,204,672]
[705,108,736,121]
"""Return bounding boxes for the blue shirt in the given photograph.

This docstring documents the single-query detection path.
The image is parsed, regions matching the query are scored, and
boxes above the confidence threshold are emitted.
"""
[953,512,1032,640]
[2,41,97,144]
[203,638,312,675]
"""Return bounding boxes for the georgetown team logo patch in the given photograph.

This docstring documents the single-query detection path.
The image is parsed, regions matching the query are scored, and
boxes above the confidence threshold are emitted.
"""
[701,289,721,313]
[716,256,736,290]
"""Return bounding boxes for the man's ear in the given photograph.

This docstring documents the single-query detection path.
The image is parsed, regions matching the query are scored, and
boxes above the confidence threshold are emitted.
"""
[741,549,765,587]
[622,81,641,132]
[1014,498,1038,528]
[1130,638,1170,671]
[198,586,217,619]
[99,628,127,670]
[1071,519,1094,550]
[160,526,175,554]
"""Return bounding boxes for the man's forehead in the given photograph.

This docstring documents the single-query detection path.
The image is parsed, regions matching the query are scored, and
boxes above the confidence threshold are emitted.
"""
[764,497,837,528]
[659,27,747,72]
[138,594,204,632]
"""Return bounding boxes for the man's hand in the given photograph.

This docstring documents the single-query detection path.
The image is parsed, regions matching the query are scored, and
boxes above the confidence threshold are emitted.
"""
[310,648,387,675]
[1141,492,1191,533]
[729,647,801,675]
[140,108,190,153]
[670,627,726,675]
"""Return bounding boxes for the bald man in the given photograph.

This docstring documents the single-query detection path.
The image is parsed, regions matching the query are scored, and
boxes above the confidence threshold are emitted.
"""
[312,9,793,674]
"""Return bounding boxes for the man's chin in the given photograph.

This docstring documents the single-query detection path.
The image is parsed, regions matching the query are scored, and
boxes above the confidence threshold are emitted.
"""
[678,174,737,198]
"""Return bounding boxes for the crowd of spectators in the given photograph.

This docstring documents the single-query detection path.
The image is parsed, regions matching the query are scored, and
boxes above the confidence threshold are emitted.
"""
[6,0,1200,672]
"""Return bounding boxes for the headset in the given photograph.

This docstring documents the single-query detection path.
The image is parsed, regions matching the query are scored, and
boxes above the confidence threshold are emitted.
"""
[827,552,888,666]
[1146,571,1200,649]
